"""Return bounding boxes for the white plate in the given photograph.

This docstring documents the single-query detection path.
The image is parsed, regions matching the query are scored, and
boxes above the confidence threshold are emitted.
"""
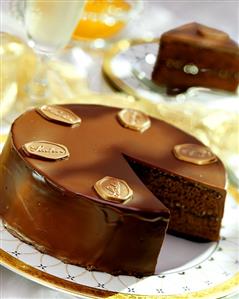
[1,192,239,299]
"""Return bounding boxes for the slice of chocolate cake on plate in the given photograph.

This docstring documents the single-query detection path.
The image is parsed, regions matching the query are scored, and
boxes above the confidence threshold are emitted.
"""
[152,22,239,94]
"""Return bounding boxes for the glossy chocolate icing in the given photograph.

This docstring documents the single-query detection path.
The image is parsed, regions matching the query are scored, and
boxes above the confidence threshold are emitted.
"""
[163,22,239,51]
[0,104,226,276]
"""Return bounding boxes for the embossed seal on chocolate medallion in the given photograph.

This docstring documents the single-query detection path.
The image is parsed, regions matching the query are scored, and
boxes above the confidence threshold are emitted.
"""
[117,109,151,132]
[22,141,70,160]
[173,143,218,165]
[37,105,81,126]
[94,176,133,203]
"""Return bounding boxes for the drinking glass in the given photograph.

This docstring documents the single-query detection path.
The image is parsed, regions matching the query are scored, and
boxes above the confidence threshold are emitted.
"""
[24,0,86,101]
[0,34,18,119]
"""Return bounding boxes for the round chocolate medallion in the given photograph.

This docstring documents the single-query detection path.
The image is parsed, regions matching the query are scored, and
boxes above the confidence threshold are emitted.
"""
[22,141,70,161]
[173,143,218,165]
[94,176,133,203]
[117,109,151,132]
[37,105,81,126]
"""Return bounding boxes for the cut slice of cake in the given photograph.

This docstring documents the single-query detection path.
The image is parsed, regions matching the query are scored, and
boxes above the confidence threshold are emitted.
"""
[152,22,239,94]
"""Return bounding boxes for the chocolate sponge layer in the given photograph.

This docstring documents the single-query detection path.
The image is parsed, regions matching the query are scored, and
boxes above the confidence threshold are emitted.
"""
[126,156,225,242]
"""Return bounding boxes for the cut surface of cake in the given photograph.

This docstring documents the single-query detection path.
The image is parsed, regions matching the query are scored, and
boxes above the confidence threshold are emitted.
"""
[0,104,226,276]
[152,22,239,94]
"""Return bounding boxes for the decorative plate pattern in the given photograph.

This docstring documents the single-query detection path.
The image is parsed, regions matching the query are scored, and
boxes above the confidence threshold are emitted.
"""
[103,39,239,105]
[1,192,239,298]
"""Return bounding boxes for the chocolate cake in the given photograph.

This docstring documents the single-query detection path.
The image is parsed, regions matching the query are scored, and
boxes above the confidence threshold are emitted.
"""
[0,104,226,276]
[152,22,239,94]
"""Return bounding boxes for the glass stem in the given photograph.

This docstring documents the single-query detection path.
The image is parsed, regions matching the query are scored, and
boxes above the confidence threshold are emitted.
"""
[26,53,50,103]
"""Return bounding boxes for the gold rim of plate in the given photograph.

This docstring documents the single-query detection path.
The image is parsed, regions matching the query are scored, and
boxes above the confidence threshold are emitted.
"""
[103,38,160,101]
[0,245,239,299]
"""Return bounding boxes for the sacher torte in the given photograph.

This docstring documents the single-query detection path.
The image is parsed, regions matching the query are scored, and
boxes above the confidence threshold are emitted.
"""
[0,104,226,276]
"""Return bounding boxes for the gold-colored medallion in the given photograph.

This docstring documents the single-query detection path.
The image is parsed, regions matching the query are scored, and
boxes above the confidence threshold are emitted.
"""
[117,109,151,132]
[173,143,218,165]
[94,176,133,203]
[22,141,70,161]
[37,105,81,126]
[183,64,199,75]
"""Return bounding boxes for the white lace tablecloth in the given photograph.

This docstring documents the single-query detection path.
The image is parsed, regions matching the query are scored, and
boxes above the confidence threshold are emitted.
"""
[1,1,238,298]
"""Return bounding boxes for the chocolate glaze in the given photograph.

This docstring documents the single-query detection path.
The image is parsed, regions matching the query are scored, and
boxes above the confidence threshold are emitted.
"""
[163,22,238,51]
[0,104,226,276]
